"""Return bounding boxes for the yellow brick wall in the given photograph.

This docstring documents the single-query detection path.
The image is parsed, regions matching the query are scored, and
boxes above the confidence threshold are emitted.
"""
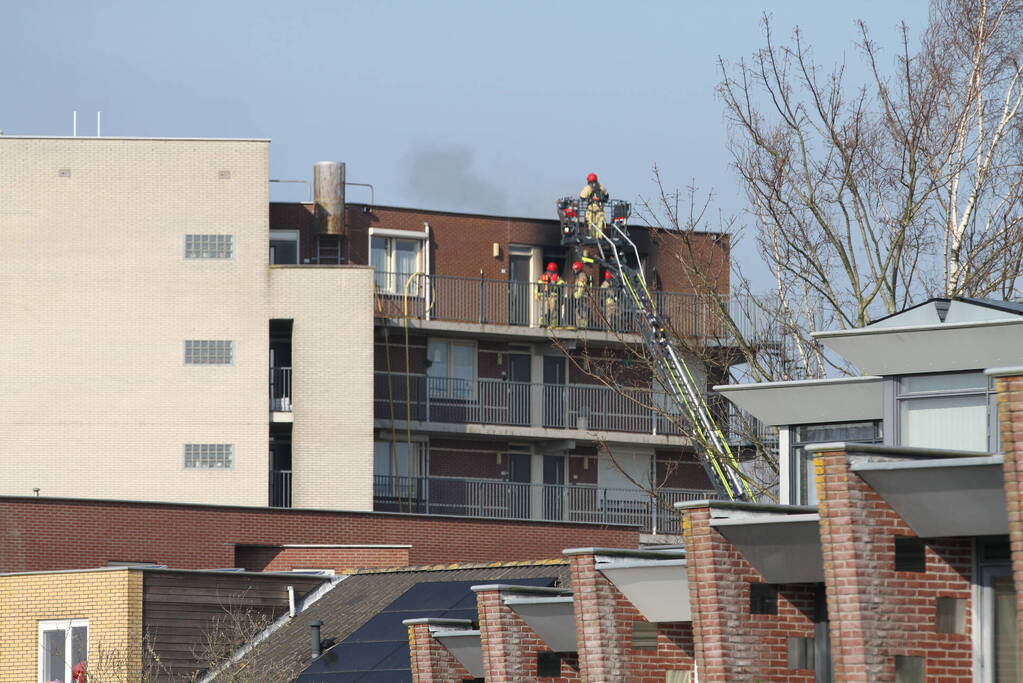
[0,569,143,683]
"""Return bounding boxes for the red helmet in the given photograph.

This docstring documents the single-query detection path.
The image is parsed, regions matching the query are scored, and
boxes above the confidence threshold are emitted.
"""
[572,261,583,271]
[603,271,613,280]
[587,173,598,183]
[546,262,558,272]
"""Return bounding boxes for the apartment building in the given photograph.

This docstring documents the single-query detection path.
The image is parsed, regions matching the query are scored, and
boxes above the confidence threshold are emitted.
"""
[3,137,751,530]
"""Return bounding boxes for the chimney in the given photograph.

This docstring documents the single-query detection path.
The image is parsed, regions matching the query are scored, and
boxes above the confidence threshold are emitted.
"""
[309,620,323,660]
[313,161,345,235]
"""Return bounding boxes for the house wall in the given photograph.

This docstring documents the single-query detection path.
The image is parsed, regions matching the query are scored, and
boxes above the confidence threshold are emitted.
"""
[814,448,974,682]
[2,137,272,506]
[993,371,1023,663]
[236,545,411,572]
[0,568,143,682]
[566,552,694,681]
[681,506,817,682]
[0,497,638,573]
[407,622,475,683]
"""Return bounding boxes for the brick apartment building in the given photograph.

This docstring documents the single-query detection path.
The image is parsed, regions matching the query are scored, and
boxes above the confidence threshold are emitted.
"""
[2,136,765,537]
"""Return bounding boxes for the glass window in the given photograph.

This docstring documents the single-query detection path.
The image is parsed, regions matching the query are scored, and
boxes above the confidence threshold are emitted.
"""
[183,444,234,469]
[269,230,299,264]
[979,560,1019,682]
[373,441,425,498]
[427,339,475,399]
[39,619,88,683]
[370,236,423,292]
[184,340,234,365]
[185,234,233,259]
[897,372,992,452]
[790,421,881,505]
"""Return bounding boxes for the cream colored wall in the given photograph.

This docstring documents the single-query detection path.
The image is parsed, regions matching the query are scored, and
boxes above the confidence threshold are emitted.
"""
[1,138,271,505]
[0,569,143,682]
[270,266,375,510]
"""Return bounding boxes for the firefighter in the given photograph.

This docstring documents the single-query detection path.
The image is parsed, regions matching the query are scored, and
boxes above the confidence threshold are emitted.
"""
[535,262,564,327]
[578,172,609,239]
[601,270,618,328]
[570,261,590,328]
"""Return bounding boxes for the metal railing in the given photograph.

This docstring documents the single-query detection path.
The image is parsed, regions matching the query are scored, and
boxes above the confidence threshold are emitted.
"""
[270,367,292,411]
[372,271,780,344]
[270,470,292,508]
[373,474,713,534]
[375,372,685,436]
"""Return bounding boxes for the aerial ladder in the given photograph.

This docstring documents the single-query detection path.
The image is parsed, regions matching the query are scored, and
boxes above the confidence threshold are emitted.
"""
[556,194,754,502]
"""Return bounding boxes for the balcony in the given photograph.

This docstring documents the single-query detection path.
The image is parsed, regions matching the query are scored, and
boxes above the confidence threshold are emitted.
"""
[373,475,713,534]
[372,272,779,344]
[270,469,292,508]
[375,373,683,437]
[270,367,292,412]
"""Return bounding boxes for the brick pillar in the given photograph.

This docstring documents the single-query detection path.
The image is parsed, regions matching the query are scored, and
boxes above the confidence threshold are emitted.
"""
[993,371,1023,662]
[405,620,474,683]
[474,587,579,682]
[813,447,973,682]
[565,551,693,682]
[681,505,816,682]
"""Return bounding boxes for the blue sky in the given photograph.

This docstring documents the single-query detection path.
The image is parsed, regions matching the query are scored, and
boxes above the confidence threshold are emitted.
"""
[3,1,929,272]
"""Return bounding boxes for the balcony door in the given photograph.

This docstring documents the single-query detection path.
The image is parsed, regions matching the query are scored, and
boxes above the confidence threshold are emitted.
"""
[508,353,531,426]
[543,455,565,520]
[507,452,531,519]
[979,565,1019,682]
[543,357,567,428]
[509,249,532,327]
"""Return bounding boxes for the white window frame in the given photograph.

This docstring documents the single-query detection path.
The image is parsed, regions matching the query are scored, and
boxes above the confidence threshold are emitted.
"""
[39,618,88,683]
[426,338,477,400]
[369,228,427,294]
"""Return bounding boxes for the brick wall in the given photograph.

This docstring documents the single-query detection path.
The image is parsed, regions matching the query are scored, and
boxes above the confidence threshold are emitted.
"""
[681,506,817,682]
[0,497,637,573]
[566,552,693,682]
[235,545,411,573]
[474,588,580,682]
[994,372,1023,663]
[814,449,973,682]
[406,622,475,683]
[0,568,143,682]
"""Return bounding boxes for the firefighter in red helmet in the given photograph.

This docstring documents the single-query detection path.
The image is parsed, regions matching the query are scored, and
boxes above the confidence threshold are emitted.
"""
[569,261,590,328]
[535,262,565,327]
[601,270,619,328]
[579,173,609,239]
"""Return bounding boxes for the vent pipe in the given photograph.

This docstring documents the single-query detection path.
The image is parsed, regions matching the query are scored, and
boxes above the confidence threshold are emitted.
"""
[313,161,345,235]
[309,620,323,660]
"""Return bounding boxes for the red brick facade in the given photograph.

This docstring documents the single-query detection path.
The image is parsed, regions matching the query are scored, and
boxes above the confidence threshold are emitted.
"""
[474,587,580,682]
[992,371,1023,669]
[0,496,637,573]
[565,552,693,682]
[235,545,411,572]
[814,449,973,682]
[682,506,817,682]
[406,621,475,683]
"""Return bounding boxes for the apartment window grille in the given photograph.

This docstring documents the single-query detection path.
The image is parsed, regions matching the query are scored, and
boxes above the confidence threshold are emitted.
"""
[185,340,234,365]
[185,234,234,259]
[790,421,881,505]
[371,236,423,292]
[184,444,234,469]
[896,372,992,452]
[39,619,87,683]
[894,536,926,573]
[750,583,779,615]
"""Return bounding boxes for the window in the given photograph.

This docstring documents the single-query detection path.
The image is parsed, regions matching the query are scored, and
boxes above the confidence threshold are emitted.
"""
[371,236,423,292]
[184,444,234,469]
[39,619,87,683]
[894,536,926,573]
[790,421,881,505]
[749,583,778,615]
[536,651,562,677]
[897,372,991,452]
[185,234,233,259]
[184,340,234,365]
[978,540,1018,682]
[427,339,476,399]
[374,441,425,498]
[270,230,299,264]
[631,620,658,650]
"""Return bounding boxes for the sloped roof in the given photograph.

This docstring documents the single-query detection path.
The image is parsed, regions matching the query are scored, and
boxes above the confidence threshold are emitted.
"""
[223,562,569,682]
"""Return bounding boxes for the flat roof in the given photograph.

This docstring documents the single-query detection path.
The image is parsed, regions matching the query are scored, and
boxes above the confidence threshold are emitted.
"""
[0,135,270,142]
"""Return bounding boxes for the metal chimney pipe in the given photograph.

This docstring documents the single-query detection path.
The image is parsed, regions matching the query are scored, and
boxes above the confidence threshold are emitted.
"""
[313,161,345,235]
[309,620,323,660]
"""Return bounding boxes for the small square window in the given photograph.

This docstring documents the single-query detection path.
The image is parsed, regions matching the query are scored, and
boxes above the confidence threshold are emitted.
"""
[631,621,658,650]
[536,651,561,677]
[786,636,815,670]
[894,655,925,682]
[184,340,234,365]
[185,234,234,259]
[750,583,778,615]
[184,444,234,469]
[894,537,926,573]
[935,597,966,634]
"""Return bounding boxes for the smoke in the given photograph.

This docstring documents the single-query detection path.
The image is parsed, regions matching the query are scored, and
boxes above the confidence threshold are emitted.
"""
[403,144,508,214]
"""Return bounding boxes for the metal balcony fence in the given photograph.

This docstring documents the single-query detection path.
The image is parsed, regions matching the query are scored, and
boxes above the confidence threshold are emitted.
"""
[372,271,780,344]
[270,366,292,411]
[373,474,713,534]
[269,469,292,508]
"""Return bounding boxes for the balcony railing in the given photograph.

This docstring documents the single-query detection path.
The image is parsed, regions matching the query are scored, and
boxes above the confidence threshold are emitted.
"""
[270,469,292,508]
[375,373,685,436]
[270,367,292,411]
[373,271,779,344]
[373,475,714,534]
